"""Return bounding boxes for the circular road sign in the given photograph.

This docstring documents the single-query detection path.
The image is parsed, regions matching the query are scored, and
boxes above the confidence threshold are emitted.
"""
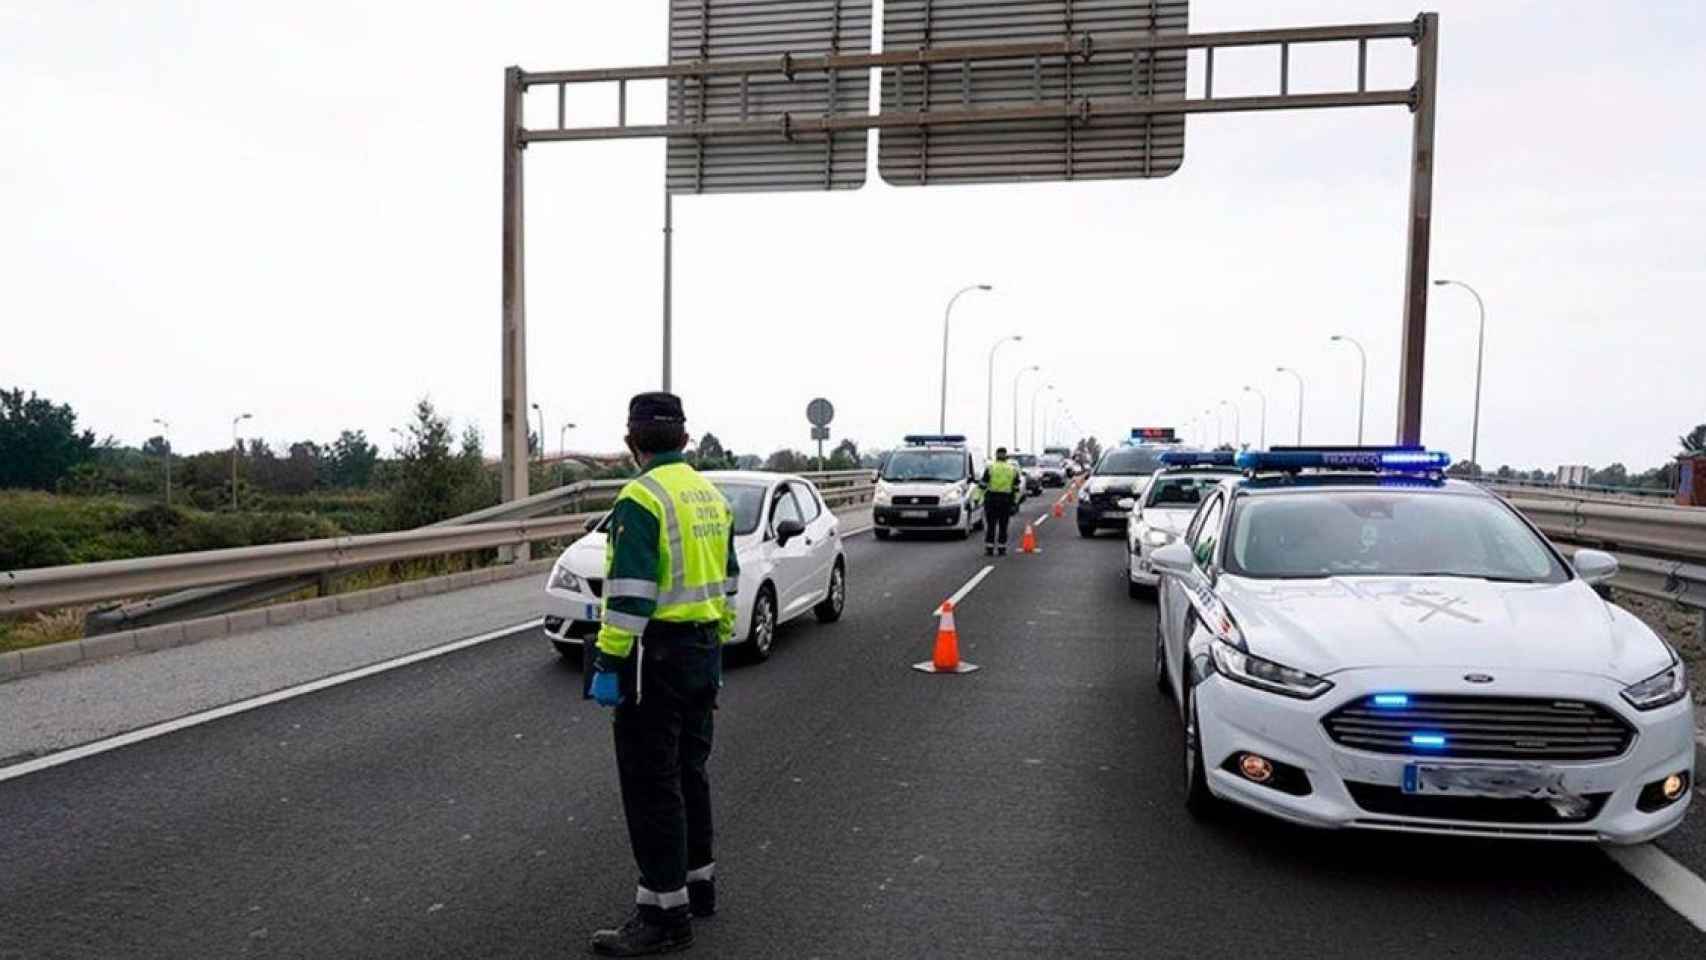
[806,398,835,428]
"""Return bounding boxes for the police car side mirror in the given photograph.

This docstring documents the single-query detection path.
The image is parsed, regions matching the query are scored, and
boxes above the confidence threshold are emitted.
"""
[584,512,605,533]
[775,519,806,547]
[1151,540,1194,578]
[1572,548,1618,587]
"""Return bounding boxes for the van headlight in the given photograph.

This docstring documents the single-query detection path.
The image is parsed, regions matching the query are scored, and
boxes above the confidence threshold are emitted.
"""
[547,563,586,594]
[941,486,962,504]
[873,484,893,506]
[1622,660,1688,710]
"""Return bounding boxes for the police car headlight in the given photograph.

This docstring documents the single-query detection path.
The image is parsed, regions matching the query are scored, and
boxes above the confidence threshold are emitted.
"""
[1209,640,1333,699]
[547,563,586,595]
[1144,528,1176,548]
[873,484,893,506]
[1622,660,1688,711]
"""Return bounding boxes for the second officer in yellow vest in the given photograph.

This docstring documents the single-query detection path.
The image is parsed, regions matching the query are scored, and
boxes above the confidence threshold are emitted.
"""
[980,447,1021,556]
[588,392,738,957]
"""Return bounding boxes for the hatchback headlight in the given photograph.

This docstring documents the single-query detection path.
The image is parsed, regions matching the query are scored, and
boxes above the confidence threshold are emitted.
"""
[547,563,586,594]
[1209,640,1333,699]
[1144,528,1176,548]
[1622,660,1688,710]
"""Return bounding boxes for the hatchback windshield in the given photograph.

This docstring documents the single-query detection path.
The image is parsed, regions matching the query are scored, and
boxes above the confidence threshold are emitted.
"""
[1225,492,1568,582]
[1039,455,1064,468]
[881,450,966,483]
[1014,454,1038,468]
[1096,447,1168,477]
[1144,474,1220,509]
[712,481,767,536]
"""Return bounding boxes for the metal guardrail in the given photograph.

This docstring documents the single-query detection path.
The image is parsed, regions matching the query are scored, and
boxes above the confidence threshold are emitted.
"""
[2,472,876,621]
[1481,478,1681,506]
[1502,496,1706,564]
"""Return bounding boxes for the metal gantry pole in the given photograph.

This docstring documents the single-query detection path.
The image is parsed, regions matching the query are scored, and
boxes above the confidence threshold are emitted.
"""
[1435,278,1486,468]
[662,190,674,391]
[939,284,991,433]
[500,67,531,558]
[986,335,1022,454]
[1276,367,1305,444]
[1396,13,1440,445]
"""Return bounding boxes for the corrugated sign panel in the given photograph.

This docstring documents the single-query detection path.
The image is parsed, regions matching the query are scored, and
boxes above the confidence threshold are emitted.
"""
[667,0,872,193]
[879,0,1189,186]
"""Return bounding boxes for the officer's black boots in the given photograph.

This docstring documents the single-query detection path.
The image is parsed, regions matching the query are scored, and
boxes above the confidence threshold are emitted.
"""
[589,906,693,956]
[688,878,715,918]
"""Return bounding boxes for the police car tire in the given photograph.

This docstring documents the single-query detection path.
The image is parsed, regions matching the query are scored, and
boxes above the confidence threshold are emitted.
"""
[552,640,580,663]
[1129,576,1148,601]
[1077,523,1095,539]
[1182,690,1217,817]
[1152,621,1170,697]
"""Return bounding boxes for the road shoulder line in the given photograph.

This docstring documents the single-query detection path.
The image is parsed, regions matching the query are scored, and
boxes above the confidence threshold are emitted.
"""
[1605,843,1706,932]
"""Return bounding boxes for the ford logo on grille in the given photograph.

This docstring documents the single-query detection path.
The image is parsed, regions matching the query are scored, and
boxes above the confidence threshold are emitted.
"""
[1463,673,1494,684]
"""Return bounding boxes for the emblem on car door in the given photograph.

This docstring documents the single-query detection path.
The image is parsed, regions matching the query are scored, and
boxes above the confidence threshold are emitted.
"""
[1463,673,1494,684]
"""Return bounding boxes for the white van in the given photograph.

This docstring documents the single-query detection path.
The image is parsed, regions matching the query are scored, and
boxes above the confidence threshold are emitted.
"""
[871,434,986,539]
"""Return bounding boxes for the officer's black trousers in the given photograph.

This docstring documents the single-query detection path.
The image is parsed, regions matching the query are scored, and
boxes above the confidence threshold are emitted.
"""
[612,625,720,898]
[984,493,1014,546]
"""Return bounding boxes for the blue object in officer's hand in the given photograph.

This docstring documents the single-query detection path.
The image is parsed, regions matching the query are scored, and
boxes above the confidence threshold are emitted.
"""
[590,669,622,707]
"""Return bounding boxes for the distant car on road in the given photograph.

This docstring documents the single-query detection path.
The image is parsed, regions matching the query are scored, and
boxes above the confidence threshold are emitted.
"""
[1077,443,1173,536]
[1151,447,1694,844]
[1012,452,1044,497]
[1036,454,1069,487]
[544,471,846,663]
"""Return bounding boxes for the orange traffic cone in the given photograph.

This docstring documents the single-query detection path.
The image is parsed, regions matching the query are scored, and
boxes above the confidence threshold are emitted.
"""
[1019,523,1039,554]
[1051,500,1064,519]
[913,601,979,674]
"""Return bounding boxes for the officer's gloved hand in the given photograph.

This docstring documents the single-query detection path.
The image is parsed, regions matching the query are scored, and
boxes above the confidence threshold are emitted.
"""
[590,668,622,707]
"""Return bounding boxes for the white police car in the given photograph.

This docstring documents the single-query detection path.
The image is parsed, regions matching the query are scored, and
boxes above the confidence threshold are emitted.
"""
[1126,452,1240,598]
[872,435,986,540]
[1151,447,1694,843]
[544,471,847,663]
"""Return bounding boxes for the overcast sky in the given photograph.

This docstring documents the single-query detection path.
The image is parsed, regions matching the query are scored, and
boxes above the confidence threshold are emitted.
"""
[3,1,1702,472]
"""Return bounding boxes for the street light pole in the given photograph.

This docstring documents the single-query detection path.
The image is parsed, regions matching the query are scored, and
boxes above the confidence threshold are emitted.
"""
[231,413,253,511]
[1276,367,1305,445]
[1031,384,1054,452]
[558,422,578,460]
[1434,279,1487,468]
[1206,408,1220,448]
[1243,386,1268,450]
[151,418,172,507]
[1330,334,1368,444]
[939,284,993,433]
[986,334,1022,454]
[1012,365,1039,450]
[1219,400,1241,449]
[530,402,545,463]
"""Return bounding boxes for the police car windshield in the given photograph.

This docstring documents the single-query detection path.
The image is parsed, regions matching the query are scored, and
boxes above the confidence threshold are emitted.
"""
[1014,454,1038,467]
[1097,447,1167,477]
[711,481,766,536]
[1144,475,1215,509]
[1224,492,1569,583]
[881,450,965,483]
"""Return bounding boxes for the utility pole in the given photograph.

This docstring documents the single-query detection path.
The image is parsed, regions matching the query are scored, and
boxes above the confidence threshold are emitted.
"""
[231,413,253,511]
[151,418,172,507]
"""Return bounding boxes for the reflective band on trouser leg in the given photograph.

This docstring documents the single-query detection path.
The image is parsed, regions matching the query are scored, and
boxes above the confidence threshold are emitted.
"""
[635,886,660,906]
[605,578,659,601]
[655,888,689,910]
[636,475,686,591]
[686,863,714,882]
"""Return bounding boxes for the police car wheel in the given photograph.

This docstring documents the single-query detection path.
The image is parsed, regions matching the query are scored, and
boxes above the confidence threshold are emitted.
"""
[813,562,845,623]
[1077,523,1095,539]
[1152,622,1170,697]
[552,640,580,663]
[1182,689,1216,817]
[746,589,777,662]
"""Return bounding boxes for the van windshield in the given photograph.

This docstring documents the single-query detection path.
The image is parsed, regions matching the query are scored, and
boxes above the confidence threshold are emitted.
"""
[881,450,965,483]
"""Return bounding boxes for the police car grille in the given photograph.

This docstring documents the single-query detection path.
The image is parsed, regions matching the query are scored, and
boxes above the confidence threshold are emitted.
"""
[893,495,939,506]
[1322,695,1634,761]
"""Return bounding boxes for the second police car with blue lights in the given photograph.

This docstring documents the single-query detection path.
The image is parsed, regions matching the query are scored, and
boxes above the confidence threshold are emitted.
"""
[1150,447,1693,843]
[1126,451,1241,599]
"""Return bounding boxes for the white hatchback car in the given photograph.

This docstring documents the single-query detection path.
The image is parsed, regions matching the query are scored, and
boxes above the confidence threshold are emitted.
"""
[1152,448,1694,844]
[1126,461,1240,598]
[544,471,847,662]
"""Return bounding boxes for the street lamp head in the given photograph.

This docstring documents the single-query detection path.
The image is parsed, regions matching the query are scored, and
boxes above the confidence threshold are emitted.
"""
[1330,334,1345,342]
[1433,278,1450,286]
[976,284,993,291]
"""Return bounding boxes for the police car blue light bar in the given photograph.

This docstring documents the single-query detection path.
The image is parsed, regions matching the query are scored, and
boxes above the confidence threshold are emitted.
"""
[1158,451,1236,467]
[903,434,967,446]
[1234,446,1452,473]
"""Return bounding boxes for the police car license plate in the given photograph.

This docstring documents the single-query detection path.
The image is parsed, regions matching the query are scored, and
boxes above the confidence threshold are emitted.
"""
[1403,763,1566,799]
[585,603,601,622]
[901,510,929,519]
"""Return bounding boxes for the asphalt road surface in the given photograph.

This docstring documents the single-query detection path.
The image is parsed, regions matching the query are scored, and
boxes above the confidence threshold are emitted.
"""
[2,513,1702,959]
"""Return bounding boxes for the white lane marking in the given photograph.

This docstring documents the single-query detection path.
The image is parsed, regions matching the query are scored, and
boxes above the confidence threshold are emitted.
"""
[0,619,543,784]
[841,523,873,538]
[939,565,995,613]
[1605,843,1706,933]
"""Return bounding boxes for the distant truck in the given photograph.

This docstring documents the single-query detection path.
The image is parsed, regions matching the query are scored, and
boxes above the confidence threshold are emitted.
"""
[1558,464,1591,487]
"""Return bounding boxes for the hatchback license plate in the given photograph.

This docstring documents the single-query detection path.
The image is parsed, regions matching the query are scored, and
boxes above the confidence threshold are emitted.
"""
[1403,763,1566,799]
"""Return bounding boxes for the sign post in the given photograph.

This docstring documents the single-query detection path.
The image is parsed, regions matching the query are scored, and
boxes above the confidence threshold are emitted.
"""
[807,398,836,470]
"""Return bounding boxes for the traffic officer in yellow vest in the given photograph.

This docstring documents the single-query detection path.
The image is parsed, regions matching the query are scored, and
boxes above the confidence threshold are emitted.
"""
[588,392,739,957]
[980,447,1021,556]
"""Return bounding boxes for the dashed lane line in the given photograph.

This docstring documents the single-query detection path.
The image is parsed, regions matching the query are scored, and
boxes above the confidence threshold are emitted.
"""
[0,619,543,785]
[1605,843,1706,933]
